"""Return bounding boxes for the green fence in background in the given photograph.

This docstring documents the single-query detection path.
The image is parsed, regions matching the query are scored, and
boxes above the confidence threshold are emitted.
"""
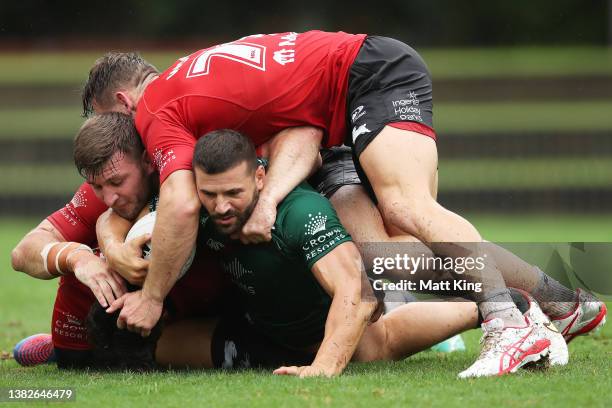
[1,47,611,216]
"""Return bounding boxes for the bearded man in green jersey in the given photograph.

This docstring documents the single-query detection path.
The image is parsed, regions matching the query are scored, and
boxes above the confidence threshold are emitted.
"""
[190,129,479,377]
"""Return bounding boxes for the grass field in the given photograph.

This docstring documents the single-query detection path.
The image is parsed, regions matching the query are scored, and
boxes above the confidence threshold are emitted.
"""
[1,216,610,407]
[1,45,611,406]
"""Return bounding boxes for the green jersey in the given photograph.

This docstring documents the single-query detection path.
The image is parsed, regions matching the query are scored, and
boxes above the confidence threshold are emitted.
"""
[199,183,352,348]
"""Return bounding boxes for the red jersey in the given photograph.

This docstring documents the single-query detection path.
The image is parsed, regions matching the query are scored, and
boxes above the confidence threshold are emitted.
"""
[46,183,227,350]
[136,30,366,183]
[46,183,106,349]
[47,182,107,246]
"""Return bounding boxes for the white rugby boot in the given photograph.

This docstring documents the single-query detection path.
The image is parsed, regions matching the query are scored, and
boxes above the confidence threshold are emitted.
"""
[550,288,607,343]
[458,316,551,379]
[515,289,569,367]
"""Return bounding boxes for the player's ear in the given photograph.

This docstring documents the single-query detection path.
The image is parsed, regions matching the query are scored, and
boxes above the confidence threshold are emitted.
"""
[115,91,134,115]
[141,150,155,174]
[255,165,265,191]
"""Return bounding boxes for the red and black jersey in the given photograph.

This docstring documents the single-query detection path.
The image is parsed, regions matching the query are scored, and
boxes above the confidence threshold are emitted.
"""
[136,31,366,183]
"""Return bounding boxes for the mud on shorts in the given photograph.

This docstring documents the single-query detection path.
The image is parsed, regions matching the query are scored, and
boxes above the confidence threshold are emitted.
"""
[345,36,437,202]
[211,312,316,369]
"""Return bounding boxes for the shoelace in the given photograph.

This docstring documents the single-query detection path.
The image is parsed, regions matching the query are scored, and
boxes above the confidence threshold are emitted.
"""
[478,327,504,359]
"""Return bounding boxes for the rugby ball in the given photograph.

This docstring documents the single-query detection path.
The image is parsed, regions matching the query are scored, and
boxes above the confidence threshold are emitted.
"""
[125,211,196,280]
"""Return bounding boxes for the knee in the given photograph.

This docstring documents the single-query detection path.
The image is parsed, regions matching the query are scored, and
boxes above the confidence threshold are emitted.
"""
[354,321,394,362]
[10,245,24,272]
[377,190,438,237]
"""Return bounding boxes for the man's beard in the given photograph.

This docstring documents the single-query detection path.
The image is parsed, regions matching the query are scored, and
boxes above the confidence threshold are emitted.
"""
[212,188,259,236]
[115,205,141,221]
[114,172,157,221]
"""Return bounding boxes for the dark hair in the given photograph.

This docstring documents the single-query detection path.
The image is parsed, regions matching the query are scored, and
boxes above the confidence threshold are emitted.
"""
[86,290,161,372]
[192,129,258,174]
[81,52,158,117]
[74,112,144,179]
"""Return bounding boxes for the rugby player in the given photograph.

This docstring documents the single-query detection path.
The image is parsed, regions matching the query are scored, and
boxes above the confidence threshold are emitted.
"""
[10,114,227,368]
[15,114,567,376]
[102,128,564,377]
[82,32,605,377]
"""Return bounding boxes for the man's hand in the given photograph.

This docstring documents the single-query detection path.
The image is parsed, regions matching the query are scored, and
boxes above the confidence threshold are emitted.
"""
[240,126,322,243]
[106,290,162,337]
[104,234,151,286]
[273,363,339,378]
[70,251,126,308]
[240,196,277,243]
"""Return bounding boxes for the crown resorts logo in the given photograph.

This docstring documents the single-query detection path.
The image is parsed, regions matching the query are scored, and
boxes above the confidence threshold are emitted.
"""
[70,190,87,209]
[305,212,327,235]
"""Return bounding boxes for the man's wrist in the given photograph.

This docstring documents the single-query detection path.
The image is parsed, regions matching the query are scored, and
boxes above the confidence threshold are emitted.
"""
[310,360,342,376]
[104,240,121,256]
[66,249,96,273]
[141,286,165,304]
[259,190,281,206]
[311,354,344,375]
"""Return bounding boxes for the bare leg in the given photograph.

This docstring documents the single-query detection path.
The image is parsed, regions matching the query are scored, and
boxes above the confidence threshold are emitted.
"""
[359,127,524,325]
[330,184,434,282]
[330,169,576,318]
[330,184,420,243]
[353,301,478,362]
[155,319,218,368]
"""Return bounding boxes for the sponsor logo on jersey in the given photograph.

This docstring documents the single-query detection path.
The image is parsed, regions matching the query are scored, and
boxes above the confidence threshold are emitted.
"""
[303,231,348,261]
[352,124,371,143]
[54,310,87,340]
[273,49,295,65]
[70,190,87,209]
[61,311,83,326]
[304,212,327,235]
[223,259,256,294]
[278,32,298,47]
[206,238,224,251]
[224,259,253,280]
[273,32,298,66]
[351,105,366,123]
[391,91,423,122]
[59,206,78,227]
[153,148,177,176]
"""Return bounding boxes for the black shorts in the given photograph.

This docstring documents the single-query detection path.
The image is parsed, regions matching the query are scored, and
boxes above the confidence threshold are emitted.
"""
[308,145,361,198]
[210,313,316,369]
[54,347,93,370]
[344,36,436,202]
[346,35,435,158]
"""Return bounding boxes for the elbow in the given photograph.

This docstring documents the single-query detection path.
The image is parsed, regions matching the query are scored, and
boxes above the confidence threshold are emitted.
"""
[177,193,201,220]
[159,171,202,221]
[307,127,323,145]
[342,282,378,324]
[165,189,201,222]
[305,128,323,156]
[10,245,25,272]
[358,296,379,323]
